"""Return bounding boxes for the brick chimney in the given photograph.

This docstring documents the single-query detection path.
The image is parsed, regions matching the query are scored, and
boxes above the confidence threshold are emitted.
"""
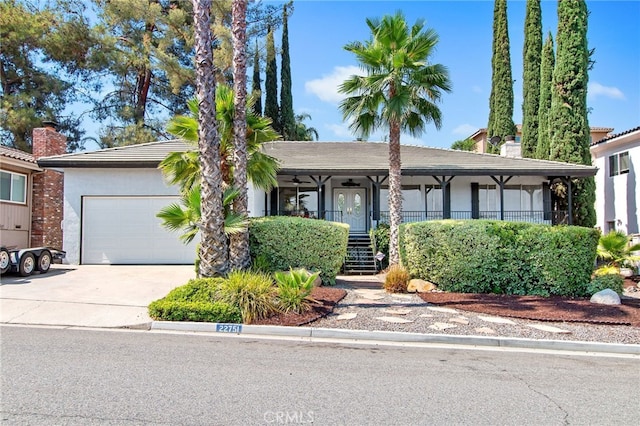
[31,121,66,249]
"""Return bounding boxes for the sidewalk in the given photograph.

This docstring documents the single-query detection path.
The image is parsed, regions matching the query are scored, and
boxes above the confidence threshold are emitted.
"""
[1,265,639,355]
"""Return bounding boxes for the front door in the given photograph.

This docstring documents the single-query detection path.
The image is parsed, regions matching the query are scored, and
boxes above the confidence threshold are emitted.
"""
[334,188,366,233]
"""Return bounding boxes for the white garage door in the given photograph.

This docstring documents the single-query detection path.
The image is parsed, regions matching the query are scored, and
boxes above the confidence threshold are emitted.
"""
[82,196,198,264]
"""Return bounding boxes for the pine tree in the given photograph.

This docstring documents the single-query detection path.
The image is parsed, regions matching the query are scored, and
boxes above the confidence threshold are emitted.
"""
[549,0,595,227]
[487,0,517,152]
[535,32,554,160]
[279,4,295,140]
[251,41,262,116]
[521,0,542,158]
[264,26,280,132]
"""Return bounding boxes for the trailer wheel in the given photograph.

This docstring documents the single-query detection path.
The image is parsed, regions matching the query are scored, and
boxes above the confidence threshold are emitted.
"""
[19,253,35,277]
[37,250,52,273]
[0,248,10,275]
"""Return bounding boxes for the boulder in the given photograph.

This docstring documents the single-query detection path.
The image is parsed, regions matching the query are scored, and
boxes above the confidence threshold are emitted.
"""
[590,289,621,305]
[407,279,437,293]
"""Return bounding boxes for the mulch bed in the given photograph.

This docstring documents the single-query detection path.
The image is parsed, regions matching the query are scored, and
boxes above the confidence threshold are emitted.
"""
[418,293,640,326]
[418,278,640,327]
[252,287,347,326]
[253,277,640,327]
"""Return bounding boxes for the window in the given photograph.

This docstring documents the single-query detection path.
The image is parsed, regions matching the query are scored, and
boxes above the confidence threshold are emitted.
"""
[609,151,630,176]
[278,187,317,217]
[478,185,497,213]
[380,185,423,211]
[424,185,442,212]
[0,171,27,204]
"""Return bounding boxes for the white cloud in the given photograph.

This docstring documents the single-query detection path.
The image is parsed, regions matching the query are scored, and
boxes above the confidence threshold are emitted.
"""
[452,123,478,136]
[472,85,483,94]
[326,123,355,139]
[588,82,625,100]
[305,65,363,104]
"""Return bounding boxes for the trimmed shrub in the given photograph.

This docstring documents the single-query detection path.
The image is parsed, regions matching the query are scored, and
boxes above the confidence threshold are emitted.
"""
[587,273,624,295]
[161,278,224,302]
[384,264,410,293]
[274,268,319,313]
[148,277,241,322]
[148,299,241,323]
[400,220,599,297]
[216,270,279,323]
[249,216,349,285]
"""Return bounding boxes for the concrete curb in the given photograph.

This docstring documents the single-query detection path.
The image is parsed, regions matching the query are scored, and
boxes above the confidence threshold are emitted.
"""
[150,321,640,355]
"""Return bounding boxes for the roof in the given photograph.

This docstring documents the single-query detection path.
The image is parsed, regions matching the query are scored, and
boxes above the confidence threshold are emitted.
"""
[263,141,597,177]
[591,126,640,146]
[39,140,598,178]
[38,140,191,168]
[0,145,36,164]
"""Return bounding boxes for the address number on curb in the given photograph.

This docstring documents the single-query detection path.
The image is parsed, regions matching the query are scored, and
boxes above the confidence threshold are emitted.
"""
[216,324,242,333]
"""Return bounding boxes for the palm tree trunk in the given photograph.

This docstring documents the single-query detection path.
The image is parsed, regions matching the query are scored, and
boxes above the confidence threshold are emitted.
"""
[388,119,402,265]
[193,0,228,277]
[229,0,250,270]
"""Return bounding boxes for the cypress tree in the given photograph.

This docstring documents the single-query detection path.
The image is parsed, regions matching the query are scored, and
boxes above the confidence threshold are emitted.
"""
[535,32,554,160]
[251,41,262,116]
[487,0,517,152]
[280,4,295,140]
[264,25,280,133]
[521,0,542,158]
[549,0,595,227]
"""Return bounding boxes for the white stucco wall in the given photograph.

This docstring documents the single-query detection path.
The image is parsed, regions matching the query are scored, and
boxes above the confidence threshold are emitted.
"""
[62,168,182,264]
[63,168,263,264]
[591,129,640,234]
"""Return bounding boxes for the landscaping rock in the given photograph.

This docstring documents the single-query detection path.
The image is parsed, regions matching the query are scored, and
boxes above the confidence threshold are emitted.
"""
[590,289,621,305]
[407,279,437,293]
[376,316,413,324]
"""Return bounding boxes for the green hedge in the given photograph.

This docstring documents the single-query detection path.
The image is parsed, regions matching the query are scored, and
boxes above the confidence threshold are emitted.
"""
[400,220,599,297]
[148,299,242,323]
[249,216,349,285]
[148,277,242,323]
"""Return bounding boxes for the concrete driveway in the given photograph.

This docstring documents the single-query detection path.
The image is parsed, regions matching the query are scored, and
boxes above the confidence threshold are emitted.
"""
[0,265,195,328]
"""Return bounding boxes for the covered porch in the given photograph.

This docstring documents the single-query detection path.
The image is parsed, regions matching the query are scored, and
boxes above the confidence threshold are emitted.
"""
[254,141,597,233]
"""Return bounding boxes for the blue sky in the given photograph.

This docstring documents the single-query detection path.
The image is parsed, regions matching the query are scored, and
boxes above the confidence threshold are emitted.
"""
[275,0,640,148]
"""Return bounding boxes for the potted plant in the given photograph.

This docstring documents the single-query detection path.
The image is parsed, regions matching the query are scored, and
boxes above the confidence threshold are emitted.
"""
[597,231,640,277]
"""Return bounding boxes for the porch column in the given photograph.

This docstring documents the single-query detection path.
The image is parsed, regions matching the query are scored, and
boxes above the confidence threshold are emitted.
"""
[367,175,388,221]
[490,176,513,221]
[310,176,331,219]
[432,176,454,219]
[566,176,573,225]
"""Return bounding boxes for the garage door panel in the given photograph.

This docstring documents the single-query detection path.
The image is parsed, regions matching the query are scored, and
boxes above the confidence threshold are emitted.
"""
[82,196,198,264]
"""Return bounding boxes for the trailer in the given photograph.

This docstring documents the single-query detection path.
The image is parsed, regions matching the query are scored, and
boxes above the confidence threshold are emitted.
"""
[0,246,66,277]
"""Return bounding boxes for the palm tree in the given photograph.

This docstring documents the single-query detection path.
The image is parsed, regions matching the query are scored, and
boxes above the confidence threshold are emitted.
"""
[230,0,250,270]
[339,12,451,265]
[597,231,640,270]
[157,185,247,245]
[160,88,280,193]
[192,0,228,277]
[158,86,280,253]
[293,113,319,141]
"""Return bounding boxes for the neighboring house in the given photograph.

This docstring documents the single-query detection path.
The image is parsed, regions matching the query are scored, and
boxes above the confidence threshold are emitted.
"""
[0,124,65,249]
[468,125,613,154]
[39,138,597,265]
[590,126,640,235]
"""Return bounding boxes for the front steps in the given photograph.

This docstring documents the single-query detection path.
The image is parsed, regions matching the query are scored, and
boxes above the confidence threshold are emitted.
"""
[343,233,378,275]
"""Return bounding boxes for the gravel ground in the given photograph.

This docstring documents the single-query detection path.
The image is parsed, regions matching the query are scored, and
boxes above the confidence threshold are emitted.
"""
[310,283,640,345]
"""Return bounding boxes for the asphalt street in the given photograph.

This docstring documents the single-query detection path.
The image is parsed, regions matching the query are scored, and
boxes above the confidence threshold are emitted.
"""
[1,326,638,425]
